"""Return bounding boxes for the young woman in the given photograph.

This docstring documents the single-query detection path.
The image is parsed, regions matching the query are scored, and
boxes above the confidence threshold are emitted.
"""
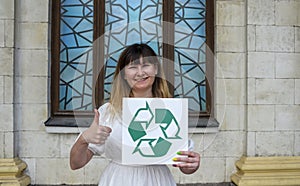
[70,43,200,186]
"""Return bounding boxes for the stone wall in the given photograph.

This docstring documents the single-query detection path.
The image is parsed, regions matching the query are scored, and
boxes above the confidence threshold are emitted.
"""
[246,0,300,157]
[0,0,14,158]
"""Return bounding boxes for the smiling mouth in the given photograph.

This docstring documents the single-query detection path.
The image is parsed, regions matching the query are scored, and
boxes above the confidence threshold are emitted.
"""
[135,77,149,82]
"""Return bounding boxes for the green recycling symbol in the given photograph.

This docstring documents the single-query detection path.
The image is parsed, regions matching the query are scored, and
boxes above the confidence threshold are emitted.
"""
[128,101,181,157]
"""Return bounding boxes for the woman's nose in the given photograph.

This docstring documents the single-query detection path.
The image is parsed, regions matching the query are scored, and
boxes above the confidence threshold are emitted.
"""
[136,66,144,75]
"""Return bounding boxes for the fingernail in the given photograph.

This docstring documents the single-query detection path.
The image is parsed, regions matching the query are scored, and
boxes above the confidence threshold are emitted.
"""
[172,164,177,167]
[177,151,181,155]
[172,158,178,161]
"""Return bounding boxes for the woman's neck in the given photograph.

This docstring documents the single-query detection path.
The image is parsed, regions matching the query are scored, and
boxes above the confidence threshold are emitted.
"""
[132,89,153,98]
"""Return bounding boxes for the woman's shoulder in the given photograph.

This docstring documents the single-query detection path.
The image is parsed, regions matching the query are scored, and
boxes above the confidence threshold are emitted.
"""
[97,102,112,124]
[99,102,110,109]
[98,102,111,114]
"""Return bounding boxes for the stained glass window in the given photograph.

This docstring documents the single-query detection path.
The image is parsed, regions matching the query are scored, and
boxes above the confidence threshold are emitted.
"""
[55,0,211,115]
[174,0,206,112]
[104,0,163,101]
[59,0,94,110]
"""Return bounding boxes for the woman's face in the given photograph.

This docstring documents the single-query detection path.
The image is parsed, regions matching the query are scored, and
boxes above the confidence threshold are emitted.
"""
[124,57,157,93]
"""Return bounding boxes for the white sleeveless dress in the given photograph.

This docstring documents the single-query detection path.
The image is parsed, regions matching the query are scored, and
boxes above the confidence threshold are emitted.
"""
[87,103,188,186]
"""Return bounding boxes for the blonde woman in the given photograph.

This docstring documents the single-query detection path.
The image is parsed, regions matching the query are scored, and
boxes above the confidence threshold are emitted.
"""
[70,43,200,186]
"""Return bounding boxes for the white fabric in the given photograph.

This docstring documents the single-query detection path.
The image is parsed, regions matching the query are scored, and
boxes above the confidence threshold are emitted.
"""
[87,103,189,186]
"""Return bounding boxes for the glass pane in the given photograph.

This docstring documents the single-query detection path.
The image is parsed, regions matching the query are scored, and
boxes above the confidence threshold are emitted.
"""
[59,0,94,110]
[174,0,206,112]
[104,0,163,101]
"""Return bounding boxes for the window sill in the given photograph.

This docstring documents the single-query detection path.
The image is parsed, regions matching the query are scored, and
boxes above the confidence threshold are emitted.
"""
[46,126,87,133]
[44,116,93,127]
[45,126,219,134]
[44,116,219,134]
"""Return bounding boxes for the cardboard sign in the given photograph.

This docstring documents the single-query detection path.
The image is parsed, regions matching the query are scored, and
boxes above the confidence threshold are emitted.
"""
[122,98,188,164]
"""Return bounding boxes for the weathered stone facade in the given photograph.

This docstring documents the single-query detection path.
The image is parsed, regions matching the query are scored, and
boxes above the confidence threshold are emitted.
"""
[0,0,299,185]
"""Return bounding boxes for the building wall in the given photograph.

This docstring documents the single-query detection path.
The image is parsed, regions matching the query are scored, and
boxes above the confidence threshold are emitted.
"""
[0,0,299,185]
[0,0,14,158]
[246,0,300,157]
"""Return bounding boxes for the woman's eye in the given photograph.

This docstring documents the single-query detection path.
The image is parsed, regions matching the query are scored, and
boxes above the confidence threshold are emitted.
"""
[128,66,137,69]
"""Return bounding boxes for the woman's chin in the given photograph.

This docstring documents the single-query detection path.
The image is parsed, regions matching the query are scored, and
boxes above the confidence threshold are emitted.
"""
[133,84,151,91]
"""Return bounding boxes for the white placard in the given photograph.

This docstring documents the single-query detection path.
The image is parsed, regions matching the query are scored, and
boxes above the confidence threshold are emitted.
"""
[122,98,188,164]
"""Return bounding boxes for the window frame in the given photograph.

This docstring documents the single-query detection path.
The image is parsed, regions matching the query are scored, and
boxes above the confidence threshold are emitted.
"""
[45,0,216,127]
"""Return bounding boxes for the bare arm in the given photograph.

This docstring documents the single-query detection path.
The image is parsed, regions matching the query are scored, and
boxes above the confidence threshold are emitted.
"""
[69,109,112,170]
[70,134,94,170]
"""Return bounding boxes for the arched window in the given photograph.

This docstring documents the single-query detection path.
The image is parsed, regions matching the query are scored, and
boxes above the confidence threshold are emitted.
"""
[46,0,215,127]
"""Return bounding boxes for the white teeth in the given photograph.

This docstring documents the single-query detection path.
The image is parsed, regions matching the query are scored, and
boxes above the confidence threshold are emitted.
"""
[135,77,148,81]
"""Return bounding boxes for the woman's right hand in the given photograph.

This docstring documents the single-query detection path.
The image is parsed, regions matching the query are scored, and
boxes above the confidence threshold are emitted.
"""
[82,109,112,144]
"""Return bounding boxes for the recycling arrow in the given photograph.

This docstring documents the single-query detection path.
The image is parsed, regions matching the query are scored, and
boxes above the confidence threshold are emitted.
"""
[128,101,182,158]
[155,109,181,139]
[128,102,154,141]
[132,137,172,157]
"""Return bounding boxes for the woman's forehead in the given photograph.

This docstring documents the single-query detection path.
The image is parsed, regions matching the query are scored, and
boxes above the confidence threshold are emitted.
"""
[129,57,151,64]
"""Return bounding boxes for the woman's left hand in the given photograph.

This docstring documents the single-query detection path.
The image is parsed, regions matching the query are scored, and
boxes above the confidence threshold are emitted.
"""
[172,151,200,174]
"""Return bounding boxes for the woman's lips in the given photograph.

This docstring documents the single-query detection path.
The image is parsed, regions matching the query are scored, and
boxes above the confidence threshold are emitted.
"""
[135,77,149,82]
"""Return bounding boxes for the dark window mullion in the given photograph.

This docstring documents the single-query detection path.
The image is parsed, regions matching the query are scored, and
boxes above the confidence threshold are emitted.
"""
[51,0,60,116]
[205,0,214,116]
[162,0,175,95]
[93,0,105,109]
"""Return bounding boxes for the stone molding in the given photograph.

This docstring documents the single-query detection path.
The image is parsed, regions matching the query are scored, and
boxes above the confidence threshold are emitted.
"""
[231,156,300,186]
[0,158,30,186]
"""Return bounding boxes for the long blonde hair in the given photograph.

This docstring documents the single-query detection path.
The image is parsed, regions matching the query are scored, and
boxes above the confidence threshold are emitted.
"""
[109,43,171,116]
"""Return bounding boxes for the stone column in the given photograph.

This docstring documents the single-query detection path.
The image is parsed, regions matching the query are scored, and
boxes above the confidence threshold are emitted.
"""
[0,0,30,185]
[231,0,300,185]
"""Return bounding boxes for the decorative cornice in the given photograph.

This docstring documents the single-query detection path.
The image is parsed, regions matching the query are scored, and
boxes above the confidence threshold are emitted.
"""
[231,156,300,186]
[0,158,30,186]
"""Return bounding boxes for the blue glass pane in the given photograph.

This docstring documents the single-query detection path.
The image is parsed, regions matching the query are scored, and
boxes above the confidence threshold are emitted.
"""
[104,0,163,101]
[174,0,206,112]
[58,0,207,112]
[59,0,94,111]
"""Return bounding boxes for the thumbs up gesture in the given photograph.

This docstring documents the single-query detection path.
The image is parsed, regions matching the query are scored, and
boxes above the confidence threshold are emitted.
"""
[82,109,112,144]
